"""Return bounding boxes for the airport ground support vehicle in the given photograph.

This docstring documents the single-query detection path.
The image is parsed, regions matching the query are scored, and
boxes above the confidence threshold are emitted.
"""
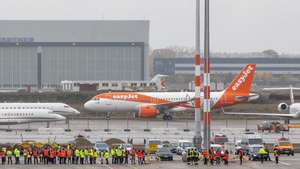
[257,121,289,133]
[273,137,294,156]
[247,145,270,161]
[240,134,264,152]
[156,147,173,161]
[145,139,161,154]
[210,144,225,157]
[212,133,229,145]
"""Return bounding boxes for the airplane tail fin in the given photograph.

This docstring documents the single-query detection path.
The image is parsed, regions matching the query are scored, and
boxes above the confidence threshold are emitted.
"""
[223,64,256,96]
[150,74,168,91]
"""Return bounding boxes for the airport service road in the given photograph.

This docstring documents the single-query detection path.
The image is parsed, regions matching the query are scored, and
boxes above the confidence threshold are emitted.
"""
[1,119,300,144]
[0,154,299,169]
[4,119,300,131]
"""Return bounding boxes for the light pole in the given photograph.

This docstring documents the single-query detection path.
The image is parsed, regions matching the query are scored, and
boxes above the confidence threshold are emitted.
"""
[193,0,202,148]
[203,0,211,150]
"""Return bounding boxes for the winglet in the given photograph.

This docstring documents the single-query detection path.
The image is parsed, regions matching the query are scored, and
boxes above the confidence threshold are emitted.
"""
[224,64,256,95]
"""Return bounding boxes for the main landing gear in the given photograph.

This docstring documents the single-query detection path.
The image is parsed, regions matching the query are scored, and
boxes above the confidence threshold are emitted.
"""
[163,114,173,121]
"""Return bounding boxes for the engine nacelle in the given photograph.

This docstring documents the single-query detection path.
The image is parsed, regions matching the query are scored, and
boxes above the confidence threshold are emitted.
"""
[138,106,158,118]
[277,103,289,112]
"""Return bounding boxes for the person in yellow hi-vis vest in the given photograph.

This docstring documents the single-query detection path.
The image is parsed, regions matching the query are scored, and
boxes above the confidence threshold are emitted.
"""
[92,149,97,164]
[14,148,20,164]
[258,147,266,164]
[75,149,80,164]
[104,150,110,165]
[80,149,85,164]
[116,148,122,164]
[111,147,116,164]
[6,149,13,165]
[89,148,93,164]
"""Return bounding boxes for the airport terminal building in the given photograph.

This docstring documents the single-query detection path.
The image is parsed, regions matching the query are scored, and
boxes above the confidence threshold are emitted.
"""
[154,57,300,75]
[0,20,149,90]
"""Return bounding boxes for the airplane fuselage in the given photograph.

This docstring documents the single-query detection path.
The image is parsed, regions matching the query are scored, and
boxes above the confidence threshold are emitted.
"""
[0,109,65,125]
[0,103,80,116]
[84,91,258,113]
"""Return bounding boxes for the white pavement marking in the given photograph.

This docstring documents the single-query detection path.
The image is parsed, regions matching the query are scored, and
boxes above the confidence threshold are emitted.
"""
[102,165,116,169]
[279,161,291,166]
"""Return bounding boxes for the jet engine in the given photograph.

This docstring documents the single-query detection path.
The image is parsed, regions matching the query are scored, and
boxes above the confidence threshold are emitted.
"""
[138,106,158,118]
[277,103,289,112]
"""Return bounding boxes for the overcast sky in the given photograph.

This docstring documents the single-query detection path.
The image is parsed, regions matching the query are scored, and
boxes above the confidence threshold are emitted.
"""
[0,0,299,53]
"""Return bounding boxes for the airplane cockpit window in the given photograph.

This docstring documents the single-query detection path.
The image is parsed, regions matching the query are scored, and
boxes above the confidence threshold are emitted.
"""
[92,96,100,101]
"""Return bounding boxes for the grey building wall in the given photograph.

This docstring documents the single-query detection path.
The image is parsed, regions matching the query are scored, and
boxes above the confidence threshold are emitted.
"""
[0,20,149,88]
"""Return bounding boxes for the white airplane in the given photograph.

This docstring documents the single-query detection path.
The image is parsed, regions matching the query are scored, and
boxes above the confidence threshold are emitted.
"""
[0,103,80,116]
[0,109,65,125]
[225,86,300,119]
[85,64,259,120]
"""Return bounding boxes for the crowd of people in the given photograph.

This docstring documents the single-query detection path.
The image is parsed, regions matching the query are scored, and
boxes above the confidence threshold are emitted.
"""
[186,147,229,166]
[186,146,281,166]
[0,145,147,165]
[0,144,284,166]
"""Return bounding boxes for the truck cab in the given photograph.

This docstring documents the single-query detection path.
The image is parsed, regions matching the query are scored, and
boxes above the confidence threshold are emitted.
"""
[273,137,294,156]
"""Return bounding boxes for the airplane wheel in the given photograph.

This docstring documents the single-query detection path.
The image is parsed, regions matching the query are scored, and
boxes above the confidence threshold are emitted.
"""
[163,115,168,120]
[163,115,173,121]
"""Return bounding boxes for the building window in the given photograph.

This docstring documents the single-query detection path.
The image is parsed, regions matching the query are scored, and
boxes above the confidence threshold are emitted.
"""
[112,83,118,87]
[140,83,147,87]
[102,83,109,87]
[131,83,137,87]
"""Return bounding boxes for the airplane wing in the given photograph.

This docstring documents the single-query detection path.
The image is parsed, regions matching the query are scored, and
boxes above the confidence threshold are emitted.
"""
[224,112,296,118]
[235,94,259,102]
[263,87,300,91]
[145,99,194,110]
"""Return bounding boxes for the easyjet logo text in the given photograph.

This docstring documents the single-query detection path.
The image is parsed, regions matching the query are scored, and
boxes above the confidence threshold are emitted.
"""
[112,94,138,100]
[231,65,254,91]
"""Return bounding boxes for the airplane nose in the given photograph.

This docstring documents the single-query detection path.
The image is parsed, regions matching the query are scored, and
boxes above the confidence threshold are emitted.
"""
[84,100,93,111]
[73,108,80,114]
[55,114,66,120]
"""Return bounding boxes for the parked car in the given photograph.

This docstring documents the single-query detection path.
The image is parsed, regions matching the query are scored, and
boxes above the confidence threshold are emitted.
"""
[170,143,178,153]
[176,140,194,155]
[156,147,173,161]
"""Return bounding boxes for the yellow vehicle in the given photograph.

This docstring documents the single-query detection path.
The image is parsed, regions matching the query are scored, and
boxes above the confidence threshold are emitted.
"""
[273,137,294,156]
[146,139,161,154]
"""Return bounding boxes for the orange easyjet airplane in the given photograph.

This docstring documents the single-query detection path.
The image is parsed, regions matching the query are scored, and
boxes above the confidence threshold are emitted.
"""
[84,64,259,120]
